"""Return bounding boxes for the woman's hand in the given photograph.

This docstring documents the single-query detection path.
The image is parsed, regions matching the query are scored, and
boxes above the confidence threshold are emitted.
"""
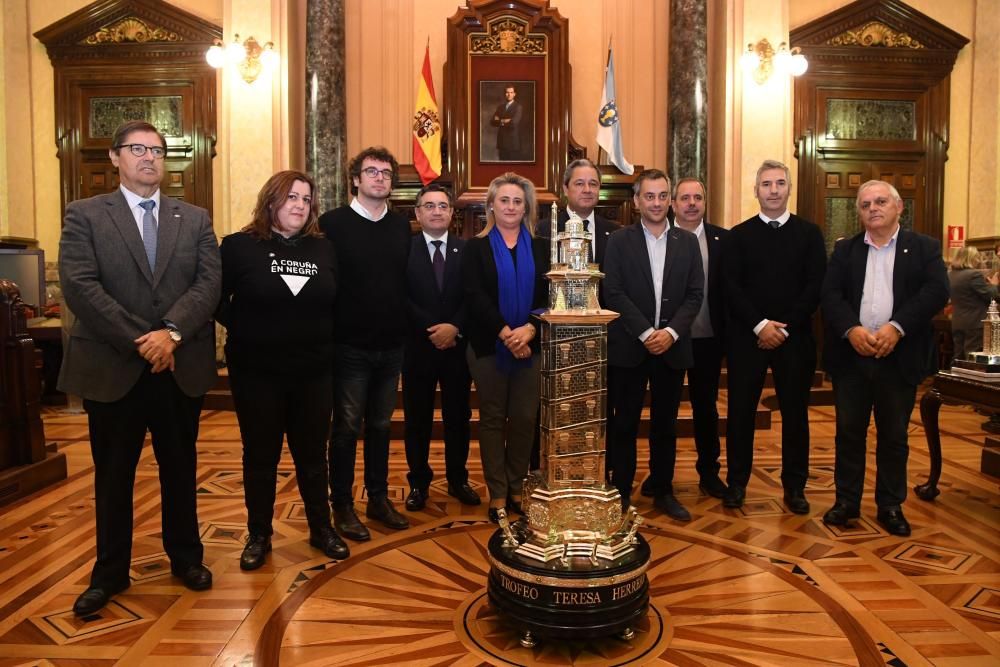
[503,323,535,358]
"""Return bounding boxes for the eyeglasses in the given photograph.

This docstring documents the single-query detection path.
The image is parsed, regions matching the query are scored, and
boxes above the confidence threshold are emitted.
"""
[118,144,167,159]
[418,202,451,211]
[361,167,393,180]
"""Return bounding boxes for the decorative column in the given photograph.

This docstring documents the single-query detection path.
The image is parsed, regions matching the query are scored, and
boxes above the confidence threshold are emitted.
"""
[305,0,347,212]
[668,0,708,186]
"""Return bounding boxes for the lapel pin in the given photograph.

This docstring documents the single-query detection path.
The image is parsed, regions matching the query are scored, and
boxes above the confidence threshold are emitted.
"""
[173,214,181,218]
[903,248,909,253]
[269,252,275,258]
[452,247,458,253]
[713,235,719,240]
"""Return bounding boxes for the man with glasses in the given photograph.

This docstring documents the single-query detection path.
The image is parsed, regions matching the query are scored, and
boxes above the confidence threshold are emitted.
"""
[401,185,480,512]
[603,169,704,520]
[319,147,411,540]
[59,120,221,615]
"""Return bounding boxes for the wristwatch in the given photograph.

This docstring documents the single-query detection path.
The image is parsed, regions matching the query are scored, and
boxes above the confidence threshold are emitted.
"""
[164,321,182,344]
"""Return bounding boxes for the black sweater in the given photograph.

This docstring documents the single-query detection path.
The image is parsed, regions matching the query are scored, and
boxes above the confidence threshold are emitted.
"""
[218,231,337,377]
[318,205,411,349]
[723,213,827,340]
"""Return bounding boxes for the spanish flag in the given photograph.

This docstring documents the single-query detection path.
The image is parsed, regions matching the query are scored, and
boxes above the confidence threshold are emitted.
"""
[412,43,442,185]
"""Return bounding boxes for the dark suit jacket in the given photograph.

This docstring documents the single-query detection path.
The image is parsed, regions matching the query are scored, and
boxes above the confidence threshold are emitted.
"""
[949,267,998,333]
[406,233,466,349]
[556,209,620,269]
[461,234,550,358]
[491,100,523,155]
[673,220,728,338]
[58,190,221,402]
[604,222,704,369]
[822,229,949,385]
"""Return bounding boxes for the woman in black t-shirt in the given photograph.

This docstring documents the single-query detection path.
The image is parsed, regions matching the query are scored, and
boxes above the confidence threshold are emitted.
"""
[218,170,348,570]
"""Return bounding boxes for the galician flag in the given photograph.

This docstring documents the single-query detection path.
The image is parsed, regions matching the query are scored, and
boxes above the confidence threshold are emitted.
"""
[412,42,442,185]
[595,49,634,175]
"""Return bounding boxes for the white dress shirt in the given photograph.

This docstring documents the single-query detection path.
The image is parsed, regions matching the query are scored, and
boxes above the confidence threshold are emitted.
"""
[638,222,679,343]
[350,197,388,221]
[119,185,161,241]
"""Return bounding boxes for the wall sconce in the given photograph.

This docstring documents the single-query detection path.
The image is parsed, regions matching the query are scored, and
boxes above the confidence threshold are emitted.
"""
[740,39,807,85]
[206,34,278,84]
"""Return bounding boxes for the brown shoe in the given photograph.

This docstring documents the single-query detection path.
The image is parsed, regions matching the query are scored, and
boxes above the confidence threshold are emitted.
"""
[366,496,409,530]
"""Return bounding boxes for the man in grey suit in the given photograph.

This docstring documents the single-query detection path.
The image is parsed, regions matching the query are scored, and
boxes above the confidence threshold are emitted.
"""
[59,120,221,616]
[603,169,704,520]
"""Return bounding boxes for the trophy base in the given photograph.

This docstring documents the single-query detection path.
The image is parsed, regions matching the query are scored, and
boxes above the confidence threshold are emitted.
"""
[487,529,651,641]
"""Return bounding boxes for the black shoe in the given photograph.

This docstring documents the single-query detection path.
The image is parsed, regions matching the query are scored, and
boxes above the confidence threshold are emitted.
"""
[506,496,523,515]
[654,494,692,521]
[405,488,428,511]
[639,477,658,498]
[171,564,212,591]
[448,482,482,506]
[722,485,746,508]
[239,534,271,571]
[366,496,410,530]
[822,502,860,527]
[334,504,371,542]
[620,495,632,513]
[73,582,129,616]
[877,506,911,536]
[783,489,811,515]
[698,476,728,498]
[310,526,350,560]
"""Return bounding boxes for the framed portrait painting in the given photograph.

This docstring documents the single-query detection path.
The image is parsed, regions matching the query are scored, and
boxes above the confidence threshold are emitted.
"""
[479,80,536,163]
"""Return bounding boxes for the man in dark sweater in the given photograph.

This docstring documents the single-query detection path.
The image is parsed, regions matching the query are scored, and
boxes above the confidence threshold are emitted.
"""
[319,147,411,540]
[722,159,826,514]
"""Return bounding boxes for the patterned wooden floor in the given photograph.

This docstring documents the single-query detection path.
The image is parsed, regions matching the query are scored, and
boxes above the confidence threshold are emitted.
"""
[0,386,998,666]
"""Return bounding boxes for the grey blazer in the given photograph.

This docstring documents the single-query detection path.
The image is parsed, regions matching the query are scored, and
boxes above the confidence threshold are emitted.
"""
[58,190,221,402]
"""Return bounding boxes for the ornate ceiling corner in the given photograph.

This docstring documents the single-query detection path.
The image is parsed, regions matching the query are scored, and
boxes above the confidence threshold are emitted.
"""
[81,16,181,45]
[826,21,923,48]
[469,17,546,55]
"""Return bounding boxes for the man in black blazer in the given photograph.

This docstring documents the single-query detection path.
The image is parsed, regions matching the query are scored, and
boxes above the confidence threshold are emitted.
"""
[559,158,621,270]
[821,180,949,536]
[59,120,221,615]
[491,85,524,161]
[722,159,826,514]
[604,169,704,520]
[402,185,480,510]
[661,178,728,499]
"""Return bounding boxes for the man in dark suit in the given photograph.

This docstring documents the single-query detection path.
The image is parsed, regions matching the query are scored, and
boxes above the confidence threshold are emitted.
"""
[58,120,221,616]
[821,180,949,536]
[402,185,480,511]
[491,85,523,161]
[722,159,826,513]
[657,177,728,498]
[604,169,704,520]
[559,158,620,269]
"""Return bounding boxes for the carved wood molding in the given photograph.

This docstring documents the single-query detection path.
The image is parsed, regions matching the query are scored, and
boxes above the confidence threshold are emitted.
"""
[469,16,547,55]
[826,21,923,48]
[35,0,220,61]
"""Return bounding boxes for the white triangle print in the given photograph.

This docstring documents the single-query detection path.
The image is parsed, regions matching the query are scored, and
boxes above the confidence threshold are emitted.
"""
[280,274,310,296]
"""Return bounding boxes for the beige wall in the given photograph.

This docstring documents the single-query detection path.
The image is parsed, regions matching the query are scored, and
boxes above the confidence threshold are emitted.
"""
[1,0,996,260]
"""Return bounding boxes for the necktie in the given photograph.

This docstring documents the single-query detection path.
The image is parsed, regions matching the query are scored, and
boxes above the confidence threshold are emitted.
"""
[768,219,780,230]
[431,240,445,290]
[139,200,157,270]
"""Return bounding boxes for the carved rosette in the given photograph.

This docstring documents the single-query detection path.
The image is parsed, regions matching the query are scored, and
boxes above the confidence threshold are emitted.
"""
[469,17,546,55]
[827,21,923,48]
[82,17,181,45]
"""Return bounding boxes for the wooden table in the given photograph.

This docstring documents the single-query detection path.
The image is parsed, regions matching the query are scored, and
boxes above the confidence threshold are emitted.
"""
[918,370,1000,500]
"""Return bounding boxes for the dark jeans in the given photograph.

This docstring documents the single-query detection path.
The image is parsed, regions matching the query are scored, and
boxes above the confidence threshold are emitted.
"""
[84,369,204,590]
[832,358,916,509]
[726,333,815,490]
[328,343,404,507]
[609,356,685,502]
[230,367,333,536]
[402,342,472,490]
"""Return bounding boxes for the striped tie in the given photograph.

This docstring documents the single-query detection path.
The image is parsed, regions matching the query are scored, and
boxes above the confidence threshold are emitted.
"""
[139,200,157,270]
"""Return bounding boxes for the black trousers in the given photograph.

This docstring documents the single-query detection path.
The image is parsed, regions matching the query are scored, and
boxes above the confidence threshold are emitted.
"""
[608,356,685,502]
[84,369,204,590]
[686,336,724,480]
[832,358,916,510]
[229,367,333,536]
[401,341,472,491]
[725,333,815,490]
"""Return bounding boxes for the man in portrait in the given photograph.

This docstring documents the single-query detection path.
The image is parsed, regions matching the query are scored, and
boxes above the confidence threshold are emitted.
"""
[59,120,221,616]
[491,84,524,161]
